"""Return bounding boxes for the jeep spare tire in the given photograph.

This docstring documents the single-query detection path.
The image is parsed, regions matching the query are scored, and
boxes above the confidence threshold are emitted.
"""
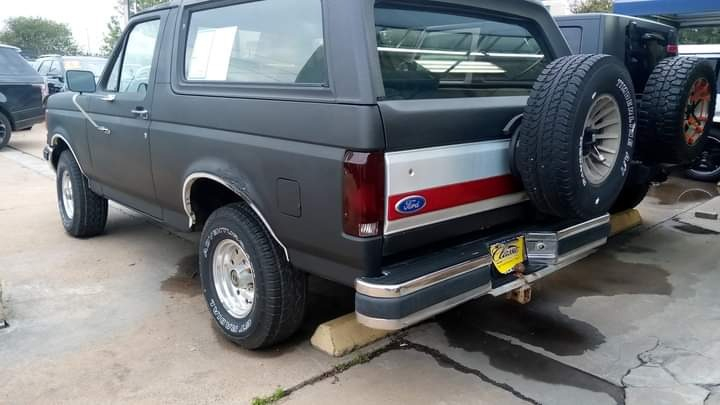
[638,57,717,164]
[516,54,636,219]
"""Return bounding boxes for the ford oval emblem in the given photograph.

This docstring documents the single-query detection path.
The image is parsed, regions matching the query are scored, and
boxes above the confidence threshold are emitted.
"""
[395,195,427,215]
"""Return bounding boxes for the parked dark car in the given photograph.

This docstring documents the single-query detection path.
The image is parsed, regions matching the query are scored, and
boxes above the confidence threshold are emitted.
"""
[34,55,107,101]
[557,13,718,203]
[0,44,46,150]
[42,0,713,349]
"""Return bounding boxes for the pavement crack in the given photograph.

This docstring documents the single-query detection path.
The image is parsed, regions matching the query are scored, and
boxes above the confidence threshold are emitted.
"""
[251,338,402,404]
[621,337,661,388]
[253,335,544,405]
[399,338,542,405]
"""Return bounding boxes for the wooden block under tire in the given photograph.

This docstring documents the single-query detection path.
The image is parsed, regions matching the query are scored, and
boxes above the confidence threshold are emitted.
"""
[311,313,390,357]
[610,209,642,236]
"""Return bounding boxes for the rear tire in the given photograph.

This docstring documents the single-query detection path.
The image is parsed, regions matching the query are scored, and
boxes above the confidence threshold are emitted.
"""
[199,203,306,349]
[685,132,720,182]
[516,54,636,219]
[56,150,108,237]
[638,57,717,164]
[0,112,12,150]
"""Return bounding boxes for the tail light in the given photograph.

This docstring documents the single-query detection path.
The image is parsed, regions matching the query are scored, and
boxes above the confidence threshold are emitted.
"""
[343,151,384,237]
[667,44,679,56]
[33,80,48,101]
[34,78,49,109]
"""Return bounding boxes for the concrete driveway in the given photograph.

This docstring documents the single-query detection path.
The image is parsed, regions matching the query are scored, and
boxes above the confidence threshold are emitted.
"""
[1,125,720,404]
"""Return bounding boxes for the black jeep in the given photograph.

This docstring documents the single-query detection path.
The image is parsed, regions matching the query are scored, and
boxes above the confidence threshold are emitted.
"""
[43,0,716,349]
[557,13,719,194]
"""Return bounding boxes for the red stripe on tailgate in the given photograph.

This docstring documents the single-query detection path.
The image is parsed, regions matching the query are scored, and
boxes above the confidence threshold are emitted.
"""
[388,175,522,221]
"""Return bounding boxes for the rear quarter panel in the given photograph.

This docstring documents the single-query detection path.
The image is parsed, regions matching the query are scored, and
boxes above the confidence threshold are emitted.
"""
[145,1,393,285]
[149,84,385,284]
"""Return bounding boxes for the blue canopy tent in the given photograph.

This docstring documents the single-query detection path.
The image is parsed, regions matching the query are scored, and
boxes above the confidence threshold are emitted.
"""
[614,0,720,27]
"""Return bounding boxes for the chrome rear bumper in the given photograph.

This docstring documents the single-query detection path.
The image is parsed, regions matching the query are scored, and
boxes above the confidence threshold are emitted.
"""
[355,214,610,330]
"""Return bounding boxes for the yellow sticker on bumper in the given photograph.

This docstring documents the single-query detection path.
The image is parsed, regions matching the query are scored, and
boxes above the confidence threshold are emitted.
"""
[490,236,525,274]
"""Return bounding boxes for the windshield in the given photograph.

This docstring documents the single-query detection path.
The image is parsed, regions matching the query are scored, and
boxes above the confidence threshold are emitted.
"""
[63,58,107,77]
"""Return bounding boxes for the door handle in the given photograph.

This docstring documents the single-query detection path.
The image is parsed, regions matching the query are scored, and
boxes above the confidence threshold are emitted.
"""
[131,108,149,120]
[100,94,116,102]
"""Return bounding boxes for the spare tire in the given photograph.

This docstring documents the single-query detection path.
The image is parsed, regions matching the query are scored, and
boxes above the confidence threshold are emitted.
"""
[638,57,717,164]
[610,164,653,213]
[516,54,636,219]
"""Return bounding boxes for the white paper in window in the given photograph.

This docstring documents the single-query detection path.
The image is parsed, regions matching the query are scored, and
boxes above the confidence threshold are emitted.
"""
[187,26,238,80]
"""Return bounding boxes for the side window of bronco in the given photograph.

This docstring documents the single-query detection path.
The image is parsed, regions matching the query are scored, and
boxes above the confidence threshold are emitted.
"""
[106,19,161,94]
[374,1,551,100]
[183,0,327,85]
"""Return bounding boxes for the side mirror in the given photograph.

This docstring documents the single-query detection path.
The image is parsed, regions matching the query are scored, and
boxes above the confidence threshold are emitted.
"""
[65,70,96,94]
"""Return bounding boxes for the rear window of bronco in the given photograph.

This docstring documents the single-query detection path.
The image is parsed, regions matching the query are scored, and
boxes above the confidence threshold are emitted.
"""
[374,2,550,100]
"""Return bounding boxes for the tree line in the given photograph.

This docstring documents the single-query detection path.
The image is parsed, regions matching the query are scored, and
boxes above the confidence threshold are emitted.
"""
[0,0,164,58]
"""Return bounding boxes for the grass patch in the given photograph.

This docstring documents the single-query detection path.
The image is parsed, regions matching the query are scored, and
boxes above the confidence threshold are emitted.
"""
[250,340,400,404]
[333,352,370,373]
[251,388,286,405]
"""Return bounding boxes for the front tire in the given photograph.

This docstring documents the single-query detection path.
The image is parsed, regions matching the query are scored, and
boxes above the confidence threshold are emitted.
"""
[0,112,12,150]
[199,203,306,349]
[685,133,720,182]
[56,150,108,237]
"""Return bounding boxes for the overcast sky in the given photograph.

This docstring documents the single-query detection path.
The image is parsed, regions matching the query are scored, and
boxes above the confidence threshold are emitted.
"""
[1,0,121,54]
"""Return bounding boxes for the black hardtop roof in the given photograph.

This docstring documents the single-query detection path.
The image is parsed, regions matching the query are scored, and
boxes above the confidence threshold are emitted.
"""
[134,0,548,16]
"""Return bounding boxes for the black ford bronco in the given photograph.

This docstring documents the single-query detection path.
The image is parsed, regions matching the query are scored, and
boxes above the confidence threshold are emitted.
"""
[43,0,717,349]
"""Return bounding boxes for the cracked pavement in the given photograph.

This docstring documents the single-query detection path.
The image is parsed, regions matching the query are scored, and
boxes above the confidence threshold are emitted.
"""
[2,126,720,404]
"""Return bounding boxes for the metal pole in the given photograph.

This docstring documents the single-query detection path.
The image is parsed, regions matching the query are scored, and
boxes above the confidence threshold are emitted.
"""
[126,0,132,22]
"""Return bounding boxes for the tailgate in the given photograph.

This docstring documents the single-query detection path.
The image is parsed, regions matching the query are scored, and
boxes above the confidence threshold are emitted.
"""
[373,2,557,255]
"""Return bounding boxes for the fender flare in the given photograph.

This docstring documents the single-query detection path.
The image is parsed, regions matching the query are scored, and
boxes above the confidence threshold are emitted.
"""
[49,133,86,175]
[182,172,290,261]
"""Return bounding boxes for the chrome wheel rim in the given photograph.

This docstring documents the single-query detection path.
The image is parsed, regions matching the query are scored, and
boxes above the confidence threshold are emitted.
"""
[684,78,711,146]
[0,121,6,143]
[61,170,74,219]
[212,239,255,318]
[582,95,622,185]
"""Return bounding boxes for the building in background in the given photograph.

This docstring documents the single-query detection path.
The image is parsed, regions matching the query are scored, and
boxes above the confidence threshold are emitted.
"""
[542,0,572,15]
